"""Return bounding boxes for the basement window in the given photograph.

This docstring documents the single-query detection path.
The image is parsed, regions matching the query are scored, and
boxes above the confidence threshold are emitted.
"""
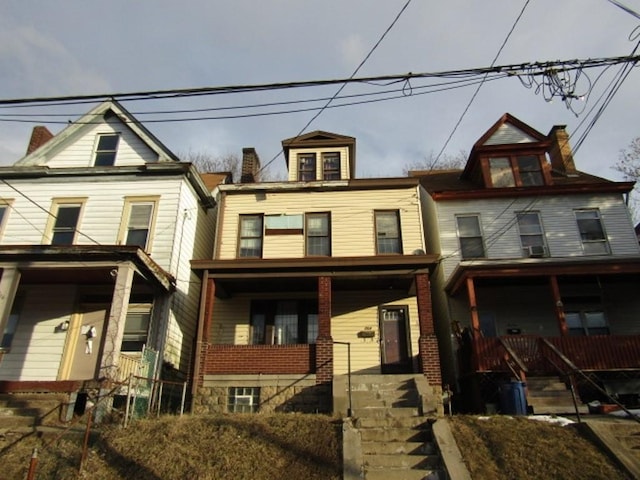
[228,387,260,413]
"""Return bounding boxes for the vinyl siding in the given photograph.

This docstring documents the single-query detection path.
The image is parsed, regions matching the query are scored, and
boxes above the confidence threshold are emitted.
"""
[0,285,75,381]
[38,116,158,168]
[484,124,537,145]
[435,193,639,280]
[287,147,350,181]
[217,187,424,259]
[208,291,421,375]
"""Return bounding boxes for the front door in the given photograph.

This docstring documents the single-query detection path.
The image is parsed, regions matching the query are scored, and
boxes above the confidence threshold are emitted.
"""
[66,305,108,380]
[380,306,411,373]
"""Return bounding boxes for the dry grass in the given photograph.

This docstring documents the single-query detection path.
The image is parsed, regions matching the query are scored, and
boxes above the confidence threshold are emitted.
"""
[449,415,632,480]
[0,413,342,480]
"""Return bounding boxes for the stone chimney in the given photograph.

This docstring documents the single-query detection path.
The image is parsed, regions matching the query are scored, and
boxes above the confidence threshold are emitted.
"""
[548,125,577,175]
[240,147,261,183]
[26,126,54,155]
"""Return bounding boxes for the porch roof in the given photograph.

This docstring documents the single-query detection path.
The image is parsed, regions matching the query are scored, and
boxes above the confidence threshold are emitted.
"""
[0,245,176,292]
[192,254,439,297]
[445,255,640,295]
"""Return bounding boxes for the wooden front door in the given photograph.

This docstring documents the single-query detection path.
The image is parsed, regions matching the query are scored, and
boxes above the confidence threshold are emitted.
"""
[380,306,411,373]
[66,305,108,380]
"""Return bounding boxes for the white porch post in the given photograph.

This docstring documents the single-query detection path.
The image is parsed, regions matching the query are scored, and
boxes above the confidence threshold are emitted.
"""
[99,264,134,380]
[0,267,21,337]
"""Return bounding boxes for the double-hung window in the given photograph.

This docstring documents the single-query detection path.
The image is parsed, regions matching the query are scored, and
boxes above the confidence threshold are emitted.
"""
[306,213,330,256]
[575,209,609,255]
[0,201,12,240]
[250,299,318,345]
[375,210,402,254]
[119,197,159,250]
[517,212,546,257]
[238,215,263,258]
[93,133,120,166]
[298,153,316,181]
[1,294,23,350]
[121,306,151,351]
[456,215,485,259]
[322,153,341,180]
[45,199,86,245]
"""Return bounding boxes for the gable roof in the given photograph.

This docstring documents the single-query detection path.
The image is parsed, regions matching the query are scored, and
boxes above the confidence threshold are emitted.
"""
[462,113,550,178]
[15,99,180,166]
[281,130,357,178]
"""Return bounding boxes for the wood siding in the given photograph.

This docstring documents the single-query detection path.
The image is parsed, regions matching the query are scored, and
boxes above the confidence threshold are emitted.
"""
[38,116,158,168]
[217,187,424,259]
[433,193,638,280]
[0,285,75,381]
[484,123,537,146]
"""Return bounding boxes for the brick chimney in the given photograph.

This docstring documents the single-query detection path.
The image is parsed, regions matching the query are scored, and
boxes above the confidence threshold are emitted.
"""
[240,147,261,183]
[26,126,54,155]
[548,125,577,175]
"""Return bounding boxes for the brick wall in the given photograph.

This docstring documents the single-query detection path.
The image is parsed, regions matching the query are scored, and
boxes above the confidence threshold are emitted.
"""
[201,344,316,375]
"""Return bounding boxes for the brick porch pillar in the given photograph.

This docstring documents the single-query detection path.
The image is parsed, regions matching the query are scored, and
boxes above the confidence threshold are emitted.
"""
[315,276,333,385]
[415,273,442,386]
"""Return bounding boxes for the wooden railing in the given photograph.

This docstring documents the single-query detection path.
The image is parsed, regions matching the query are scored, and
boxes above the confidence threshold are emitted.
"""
[474,335,640,374]
[116,353,144,383]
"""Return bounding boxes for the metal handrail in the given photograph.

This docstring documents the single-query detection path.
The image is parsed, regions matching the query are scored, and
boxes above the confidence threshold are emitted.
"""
[498,337,528,382]
[333,341,352,417]
[539,337,640,424]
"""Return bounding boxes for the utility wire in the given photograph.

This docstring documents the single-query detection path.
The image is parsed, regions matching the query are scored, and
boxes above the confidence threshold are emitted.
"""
[433,0,531,165]
[606,0,640,20]
[257,0,413,175]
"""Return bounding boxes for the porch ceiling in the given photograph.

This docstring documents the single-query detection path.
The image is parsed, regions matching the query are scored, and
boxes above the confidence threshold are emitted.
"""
[446,256,640,295]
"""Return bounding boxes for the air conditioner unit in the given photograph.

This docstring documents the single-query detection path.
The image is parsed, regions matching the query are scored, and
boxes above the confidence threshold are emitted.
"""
[527,245,546,257]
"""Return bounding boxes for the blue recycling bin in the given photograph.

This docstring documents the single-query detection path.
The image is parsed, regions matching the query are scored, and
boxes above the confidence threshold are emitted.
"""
[499,381,527,415]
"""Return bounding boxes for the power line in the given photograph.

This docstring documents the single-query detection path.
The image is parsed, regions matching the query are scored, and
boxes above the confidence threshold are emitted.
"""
[0,55,636,109]
[257,0,414,174]
[606,0,640,20]
[433,0,531,165]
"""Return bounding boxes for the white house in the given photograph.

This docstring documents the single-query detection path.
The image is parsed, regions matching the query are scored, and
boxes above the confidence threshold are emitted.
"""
[0,100,221,400]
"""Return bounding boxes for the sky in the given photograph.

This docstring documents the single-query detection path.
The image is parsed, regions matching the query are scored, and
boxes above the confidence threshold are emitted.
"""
[0,0,639,181]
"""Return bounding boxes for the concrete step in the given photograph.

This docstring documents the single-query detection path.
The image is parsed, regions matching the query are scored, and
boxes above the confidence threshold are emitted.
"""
[0,415,37,429]
[355,406,421,418]
[360,427,428,443]
[0,407,42,417]
[356,416,433,429]
[365,453,440,469]
[364,467,442,480]
[362,440,437,455]
[352,397,419,409]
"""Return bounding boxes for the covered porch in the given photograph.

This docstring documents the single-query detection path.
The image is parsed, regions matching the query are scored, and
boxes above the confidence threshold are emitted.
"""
[191,255,442,414]
[447,257,640,410]
[0,245,175,394]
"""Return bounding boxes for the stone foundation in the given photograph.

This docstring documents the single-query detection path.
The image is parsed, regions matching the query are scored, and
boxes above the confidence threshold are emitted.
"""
[193,374,331,414]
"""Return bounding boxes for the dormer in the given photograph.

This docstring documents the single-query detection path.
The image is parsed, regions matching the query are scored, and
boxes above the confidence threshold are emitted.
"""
[281,131,356,182]
[462,113,554,188]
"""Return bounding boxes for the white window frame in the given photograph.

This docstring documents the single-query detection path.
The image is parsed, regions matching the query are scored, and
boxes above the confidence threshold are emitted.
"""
[516,211,547,257]
[93,133,120,167]
[575,209,610,255]
[456,214,486,259]
[228,386,260,413]
[238,214,264,258]
[375,210,402,255]
[305,212,331,257]
[0,200,13,241]
[43,198,87,245]
[121,304,152,352]
[117,196,159,251]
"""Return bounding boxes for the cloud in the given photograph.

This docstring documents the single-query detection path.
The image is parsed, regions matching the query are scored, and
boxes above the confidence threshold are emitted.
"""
[0,23,111,96]
[340,34,367,71]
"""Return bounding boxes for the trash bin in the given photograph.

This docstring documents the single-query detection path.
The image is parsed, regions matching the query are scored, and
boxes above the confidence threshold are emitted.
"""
[499,381,527,415]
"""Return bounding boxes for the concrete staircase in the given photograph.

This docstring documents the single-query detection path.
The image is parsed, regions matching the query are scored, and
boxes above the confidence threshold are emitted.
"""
[526,376,587,415]
[346,374,444,480]
[0,393,66,430]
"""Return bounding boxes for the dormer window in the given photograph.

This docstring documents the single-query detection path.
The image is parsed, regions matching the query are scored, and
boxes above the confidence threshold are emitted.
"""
[94,133,120,166]
[298,153,316,181]
[322,153,341,180]
[487,154,545,187]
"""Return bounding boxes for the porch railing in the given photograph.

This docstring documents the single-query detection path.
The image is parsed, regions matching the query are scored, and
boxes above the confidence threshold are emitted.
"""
[474,335,640,374]
[116,353,144,383]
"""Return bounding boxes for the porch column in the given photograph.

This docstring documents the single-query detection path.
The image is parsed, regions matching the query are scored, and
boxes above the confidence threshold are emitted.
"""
[415,273,442,386]
[315,276,333,385]
[466,277,480,340]
[192,272,215,396]
[549,275,568,336]
[0,267,21,337]
[99,264,134,380]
